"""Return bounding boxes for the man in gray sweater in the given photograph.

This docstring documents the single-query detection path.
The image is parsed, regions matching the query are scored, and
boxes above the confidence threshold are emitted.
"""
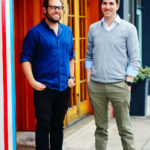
[85,0,140,150]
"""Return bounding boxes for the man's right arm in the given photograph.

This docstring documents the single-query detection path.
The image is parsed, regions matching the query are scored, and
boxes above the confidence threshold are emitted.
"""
[21,30,46,91]
[85,25,94,82]
[22,62,46,91]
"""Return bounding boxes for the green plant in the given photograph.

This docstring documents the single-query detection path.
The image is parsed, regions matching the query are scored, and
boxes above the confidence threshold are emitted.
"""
[133,66,150,84]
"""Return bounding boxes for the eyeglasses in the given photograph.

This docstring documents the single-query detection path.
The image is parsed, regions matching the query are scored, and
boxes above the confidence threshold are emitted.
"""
[48,5,64,11]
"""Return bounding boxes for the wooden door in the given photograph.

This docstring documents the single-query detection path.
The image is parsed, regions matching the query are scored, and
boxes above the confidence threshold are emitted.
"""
[63,0,90,125]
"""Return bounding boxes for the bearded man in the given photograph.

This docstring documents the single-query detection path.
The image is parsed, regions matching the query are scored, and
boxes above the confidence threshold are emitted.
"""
[20,0,75,149]
[86,0,140,149]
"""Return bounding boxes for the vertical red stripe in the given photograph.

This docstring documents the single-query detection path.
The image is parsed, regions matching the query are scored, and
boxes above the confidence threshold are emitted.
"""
[1,0,8,150]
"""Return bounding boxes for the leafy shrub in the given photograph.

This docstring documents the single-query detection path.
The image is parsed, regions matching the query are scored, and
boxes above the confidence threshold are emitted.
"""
[133,66,150,84]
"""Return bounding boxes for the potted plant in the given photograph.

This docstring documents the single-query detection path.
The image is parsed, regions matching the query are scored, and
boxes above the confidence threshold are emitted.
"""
[130,66,150,116]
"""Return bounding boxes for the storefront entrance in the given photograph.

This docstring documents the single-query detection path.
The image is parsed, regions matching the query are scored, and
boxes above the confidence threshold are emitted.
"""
[14,0,90,131]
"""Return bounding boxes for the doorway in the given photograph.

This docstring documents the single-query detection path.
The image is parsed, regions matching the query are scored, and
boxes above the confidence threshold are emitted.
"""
[14,0,89,131]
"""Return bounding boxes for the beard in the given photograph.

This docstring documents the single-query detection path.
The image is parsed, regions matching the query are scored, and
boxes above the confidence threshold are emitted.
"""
[45,12,61,23]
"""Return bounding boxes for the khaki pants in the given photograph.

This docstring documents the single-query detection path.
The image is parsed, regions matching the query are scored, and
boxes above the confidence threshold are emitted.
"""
[88,80,135,150]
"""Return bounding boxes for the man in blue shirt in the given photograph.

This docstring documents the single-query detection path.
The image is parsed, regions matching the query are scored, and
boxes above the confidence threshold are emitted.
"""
[20,0,75,149]
[86,0,140,150]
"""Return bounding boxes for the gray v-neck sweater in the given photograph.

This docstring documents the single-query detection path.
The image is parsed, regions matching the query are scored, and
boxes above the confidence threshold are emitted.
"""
[86,19,141,83]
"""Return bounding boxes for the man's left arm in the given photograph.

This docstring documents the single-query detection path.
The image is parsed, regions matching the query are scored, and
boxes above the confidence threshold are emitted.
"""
[68,58,74,88]
[126,25,141,89]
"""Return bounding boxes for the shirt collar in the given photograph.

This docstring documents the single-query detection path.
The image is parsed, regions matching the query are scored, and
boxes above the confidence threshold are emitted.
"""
[101,14,121,25]
[42,18,63,36]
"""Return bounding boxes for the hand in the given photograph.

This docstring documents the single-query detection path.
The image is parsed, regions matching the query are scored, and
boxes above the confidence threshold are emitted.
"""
[68,78,74,88]
[30,80,46,91]
[87,77,91,83]
[125,84,131,91]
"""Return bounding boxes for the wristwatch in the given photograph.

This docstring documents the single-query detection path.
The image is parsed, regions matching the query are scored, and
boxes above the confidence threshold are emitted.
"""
[69,76,75,81]
[125,80,132,86]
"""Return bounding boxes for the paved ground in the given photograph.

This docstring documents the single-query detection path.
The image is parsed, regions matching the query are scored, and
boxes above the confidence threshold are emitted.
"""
[17,116,150,150]
[17,96,150,150]
[63,116,150,150]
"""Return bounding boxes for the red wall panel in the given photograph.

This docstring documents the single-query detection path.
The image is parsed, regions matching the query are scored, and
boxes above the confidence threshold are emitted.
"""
[14,0,43,131]
[87,0,103,28]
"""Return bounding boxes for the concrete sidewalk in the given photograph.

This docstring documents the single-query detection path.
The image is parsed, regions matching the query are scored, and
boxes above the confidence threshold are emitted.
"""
[17,115,150,150]
[17,96,150,150]
[63,116,150,150]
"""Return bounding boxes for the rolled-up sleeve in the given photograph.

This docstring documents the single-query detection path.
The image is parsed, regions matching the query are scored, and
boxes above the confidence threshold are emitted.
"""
[20,30,36,63]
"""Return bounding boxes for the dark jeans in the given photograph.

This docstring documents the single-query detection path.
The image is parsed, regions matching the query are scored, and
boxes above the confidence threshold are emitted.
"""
[33,87,70,150]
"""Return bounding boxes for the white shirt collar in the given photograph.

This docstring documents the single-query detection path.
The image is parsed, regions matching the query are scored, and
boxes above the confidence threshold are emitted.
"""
[101,15,120,31]
[101,14,120,25]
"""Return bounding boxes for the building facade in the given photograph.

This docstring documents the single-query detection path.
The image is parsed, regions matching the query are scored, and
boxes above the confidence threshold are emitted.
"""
[0,0,101,149]
[0,0,150,149]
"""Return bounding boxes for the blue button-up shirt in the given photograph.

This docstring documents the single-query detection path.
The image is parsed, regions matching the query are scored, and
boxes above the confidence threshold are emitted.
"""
[20,19,75,91]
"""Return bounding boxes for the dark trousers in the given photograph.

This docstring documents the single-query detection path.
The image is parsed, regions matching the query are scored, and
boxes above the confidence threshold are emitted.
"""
[33,87,70,150]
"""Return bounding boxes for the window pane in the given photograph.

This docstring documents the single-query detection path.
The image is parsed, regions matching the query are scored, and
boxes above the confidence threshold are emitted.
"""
[67,0,74,15]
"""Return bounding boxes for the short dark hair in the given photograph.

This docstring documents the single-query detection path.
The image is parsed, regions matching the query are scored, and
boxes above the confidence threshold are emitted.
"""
[43,0,63,8]
[100,0,120,5]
